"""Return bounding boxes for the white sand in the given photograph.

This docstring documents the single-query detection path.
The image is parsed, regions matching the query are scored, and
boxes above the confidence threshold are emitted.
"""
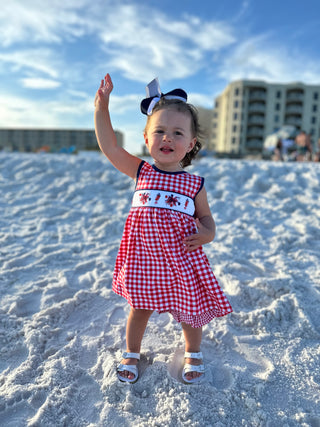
[1,152,319,427]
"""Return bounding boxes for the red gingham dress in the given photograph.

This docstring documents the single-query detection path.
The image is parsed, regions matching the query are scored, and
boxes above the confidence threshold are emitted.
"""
[112,161,232,328]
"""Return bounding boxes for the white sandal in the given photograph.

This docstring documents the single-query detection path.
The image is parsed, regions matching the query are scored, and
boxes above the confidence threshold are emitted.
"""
[116,352,140,383]
[182,351,205,384]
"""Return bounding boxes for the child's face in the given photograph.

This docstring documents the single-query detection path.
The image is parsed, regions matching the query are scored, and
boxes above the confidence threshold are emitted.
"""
[144,108,196,171]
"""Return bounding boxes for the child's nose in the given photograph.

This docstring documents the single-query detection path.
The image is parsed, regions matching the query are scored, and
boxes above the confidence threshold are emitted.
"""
[163,133,172,142]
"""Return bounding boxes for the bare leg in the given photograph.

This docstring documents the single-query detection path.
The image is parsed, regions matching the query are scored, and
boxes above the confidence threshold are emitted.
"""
[181,322,203,381]
[118,308,153,380]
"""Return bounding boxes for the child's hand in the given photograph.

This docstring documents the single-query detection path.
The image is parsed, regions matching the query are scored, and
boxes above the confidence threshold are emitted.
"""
[94,73,113,111]
[183,218,211,252]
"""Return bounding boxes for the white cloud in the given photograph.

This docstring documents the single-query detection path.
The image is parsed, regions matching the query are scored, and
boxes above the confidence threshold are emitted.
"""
[188,93,214,109]
[0,0,93,47]
[68,89,91,99]
[181,16,235,50]
[0,92,94,129]
[109,94,141,115]
[0,49,60,79]
[21,78,61,89]
[0,95,60,128]
[0,2,236,86]
[2,0,320,91]
[97,4,235,82]
[218,36,320,84]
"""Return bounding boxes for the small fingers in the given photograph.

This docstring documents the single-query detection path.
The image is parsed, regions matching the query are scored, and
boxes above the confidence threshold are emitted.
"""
[184,234,198,243]
[184,240,200,252]
[104,73,113,90]
[105,73,112,83]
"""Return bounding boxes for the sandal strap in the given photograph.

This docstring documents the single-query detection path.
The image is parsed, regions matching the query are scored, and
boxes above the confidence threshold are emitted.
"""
[183,363,205,374]
[184,351,203,359]
[117,364,138,376]
[122,352,140,360]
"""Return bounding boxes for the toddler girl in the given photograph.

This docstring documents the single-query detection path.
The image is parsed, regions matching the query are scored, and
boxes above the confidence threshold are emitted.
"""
[94,74,232,384]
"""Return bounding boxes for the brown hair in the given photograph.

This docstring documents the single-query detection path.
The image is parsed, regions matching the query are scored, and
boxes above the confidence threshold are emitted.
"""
[144,98,202,168]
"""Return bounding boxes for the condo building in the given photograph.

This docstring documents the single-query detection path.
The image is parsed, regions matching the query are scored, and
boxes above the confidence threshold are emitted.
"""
[0,128,123,152]
[210,80,320,156]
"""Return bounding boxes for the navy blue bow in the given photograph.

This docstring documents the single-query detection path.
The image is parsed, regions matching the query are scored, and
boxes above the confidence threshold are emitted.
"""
[140,78,188,115]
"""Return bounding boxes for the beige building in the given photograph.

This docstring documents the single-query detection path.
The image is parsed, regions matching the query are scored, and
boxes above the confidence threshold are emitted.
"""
[210,80,320,156]
[0,128,123,152]
[196,107,213,149]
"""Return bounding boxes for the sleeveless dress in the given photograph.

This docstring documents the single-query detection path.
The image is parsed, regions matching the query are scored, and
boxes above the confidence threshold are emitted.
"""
[112,161,232,328]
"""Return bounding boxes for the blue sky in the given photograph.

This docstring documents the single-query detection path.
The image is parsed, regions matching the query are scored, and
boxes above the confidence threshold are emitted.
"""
[1,0,320,153]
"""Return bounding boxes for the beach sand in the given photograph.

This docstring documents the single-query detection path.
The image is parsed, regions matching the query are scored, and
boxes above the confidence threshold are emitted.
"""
[1,152,319,426]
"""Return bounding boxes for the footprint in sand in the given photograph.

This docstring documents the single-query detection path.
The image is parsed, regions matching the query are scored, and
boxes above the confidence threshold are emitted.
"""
[206,364,234,390]
[78,345,98,370]
[167,348,234,388]
[30,390,47,409]
[9,290,42,317]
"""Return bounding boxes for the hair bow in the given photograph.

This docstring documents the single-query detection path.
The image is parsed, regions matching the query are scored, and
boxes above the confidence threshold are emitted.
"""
[140,78,188,115]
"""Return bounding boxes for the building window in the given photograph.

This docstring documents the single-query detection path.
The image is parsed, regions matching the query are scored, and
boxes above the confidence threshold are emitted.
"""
[313,92,319,100]
[232,137,237,144]
[312,104,318,112]
[234,100,239,108]
[234,88,239,96]
[311,116,317,124]
[234,113,238,120]
[233,125,237,132]
[275,114,280,123]
[275,103,281,111]
[276,91,281,99]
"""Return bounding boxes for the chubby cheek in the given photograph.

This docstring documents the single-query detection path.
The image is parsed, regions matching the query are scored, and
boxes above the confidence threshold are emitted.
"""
[145,136,160,149]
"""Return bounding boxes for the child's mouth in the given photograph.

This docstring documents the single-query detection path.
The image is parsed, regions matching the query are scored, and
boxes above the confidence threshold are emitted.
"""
[160,147,174,153]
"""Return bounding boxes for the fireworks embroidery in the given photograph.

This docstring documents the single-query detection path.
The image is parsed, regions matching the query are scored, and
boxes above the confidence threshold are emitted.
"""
[139,192,151,204]
[165,194,181,207]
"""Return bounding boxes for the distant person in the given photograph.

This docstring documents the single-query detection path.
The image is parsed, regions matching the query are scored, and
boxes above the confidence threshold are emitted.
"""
[295,131,312,161]
[313,138,320,162]
[272,138,284,161]
[94,74,232,384]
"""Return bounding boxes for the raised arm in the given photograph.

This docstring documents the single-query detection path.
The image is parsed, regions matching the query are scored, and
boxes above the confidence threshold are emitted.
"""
[94,74,141,179]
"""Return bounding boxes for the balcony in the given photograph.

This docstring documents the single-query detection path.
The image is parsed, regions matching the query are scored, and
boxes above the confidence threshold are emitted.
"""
[247,115,265,125]
[285,105,303,114]
[286,91,304,102]
[249,90,267,101]
[247,127,264,137]
[248,103,266,113]
[285,117,302,126]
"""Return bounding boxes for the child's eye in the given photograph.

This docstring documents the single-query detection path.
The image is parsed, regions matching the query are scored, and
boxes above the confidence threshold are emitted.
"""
[175,131,183,136]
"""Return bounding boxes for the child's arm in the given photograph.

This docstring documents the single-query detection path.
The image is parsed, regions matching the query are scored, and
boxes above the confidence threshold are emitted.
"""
[183,186,216,252]
[94,74,141,179]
